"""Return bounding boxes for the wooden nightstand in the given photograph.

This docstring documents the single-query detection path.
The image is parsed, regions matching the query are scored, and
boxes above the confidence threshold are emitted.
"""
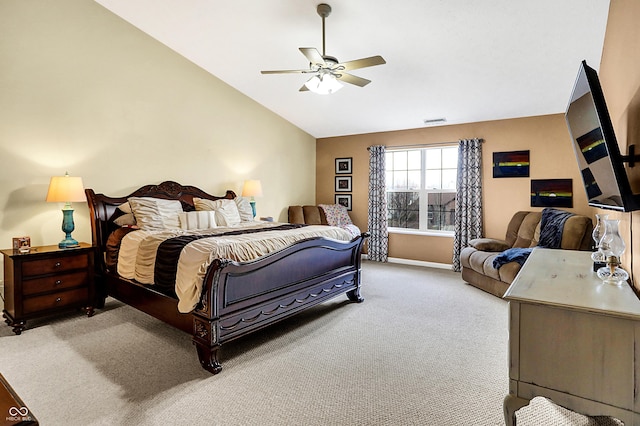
[1,243,95,335]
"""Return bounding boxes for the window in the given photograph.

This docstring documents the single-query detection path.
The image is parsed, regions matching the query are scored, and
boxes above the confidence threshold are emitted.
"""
[386,146,458,233]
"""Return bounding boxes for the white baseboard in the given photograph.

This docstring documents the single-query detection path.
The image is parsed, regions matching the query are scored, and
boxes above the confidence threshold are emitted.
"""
[362,254,452,270]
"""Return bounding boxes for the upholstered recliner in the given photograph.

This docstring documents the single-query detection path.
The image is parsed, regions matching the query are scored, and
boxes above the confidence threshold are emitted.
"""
[288,204,361,238]
[460,210,593,297]
[288,205,329,225]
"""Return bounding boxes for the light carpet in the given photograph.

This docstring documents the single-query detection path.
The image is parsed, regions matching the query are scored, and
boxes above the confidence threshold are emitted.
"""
[0,261,622,425]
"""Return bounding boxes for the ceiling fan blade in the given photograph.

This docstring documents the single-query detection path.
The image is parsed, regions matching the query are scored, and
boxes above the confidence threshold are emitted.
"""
[261,69,310,74]
[337,72,371,87]
[338,55,386,71]
[299,48,326,66]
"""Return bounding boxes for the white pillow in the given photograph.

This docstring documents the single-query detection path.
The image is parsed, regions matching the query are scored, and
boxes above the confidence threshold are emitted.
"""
[193,198,241,226]
[128,197,183,230]
[235,197,254,222]
[179,211,217,230]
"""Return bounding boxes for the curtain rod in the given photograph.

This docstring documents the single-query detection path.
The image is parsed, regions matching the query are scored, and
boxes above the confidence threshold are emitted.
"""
[368,139,484,151]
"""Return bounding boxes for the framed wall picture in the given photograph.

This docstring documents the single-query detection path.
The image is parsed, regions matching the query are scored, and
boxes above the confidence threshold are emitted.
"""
[531,179,573,208]
[335,157,352,174]
[335,194,352,210]
[493,150,530,178]
[335,176,352,192]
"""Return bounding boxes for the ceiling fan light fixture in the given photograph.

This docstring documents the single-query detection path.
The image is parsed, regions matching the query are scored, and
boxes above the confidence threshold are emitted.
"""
[304,74,343,94]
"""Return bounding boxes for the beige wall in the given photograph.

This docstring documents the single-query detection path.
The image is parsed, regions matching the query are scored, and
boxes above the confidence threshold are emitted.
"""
[598,0,640,291]
[0,0,315,248]
[0,0,316,271]
[317,114,595,264]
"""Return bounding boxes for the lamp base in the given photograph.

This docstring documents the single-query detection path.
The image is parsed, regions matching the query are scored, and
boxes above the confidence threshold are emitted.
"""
[58,238,79,249]
[249,200,257,218]
[596,265,629,286]
[59,208,79,249]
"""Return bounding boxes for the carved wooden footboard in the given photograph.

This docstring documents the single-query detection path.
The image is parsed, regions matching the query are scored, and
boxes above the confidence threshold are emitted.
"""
[85,181,366,374]
[193,235,365,373]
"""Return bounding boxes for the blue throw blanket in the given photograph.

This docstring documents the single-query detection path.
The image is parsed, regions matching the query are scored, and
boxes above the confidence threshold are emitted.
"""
[492,208,574,269]
[538,208,573,249]
[492,247,533,269]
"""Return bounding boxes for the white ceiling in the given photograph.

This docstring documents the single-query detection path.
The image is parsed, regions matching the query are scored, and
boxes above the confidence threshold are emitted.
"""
[94,0,611,139]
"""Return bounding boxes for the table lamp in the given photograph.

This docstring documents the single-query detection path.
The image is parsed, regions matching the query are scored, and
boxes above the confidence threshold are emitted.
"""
[46,172,86,248]
[241,179,263,218]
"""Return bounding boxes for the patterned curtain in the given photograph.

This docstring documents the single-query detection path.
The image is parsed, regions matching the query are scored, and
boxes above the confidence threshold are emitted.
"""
[452,138,483,272]
[368,145,388,262]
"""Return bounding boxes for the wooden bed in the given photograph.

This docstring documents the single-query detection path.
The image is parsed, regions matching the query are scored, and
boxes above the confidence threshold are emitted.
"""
[85,181,367,374]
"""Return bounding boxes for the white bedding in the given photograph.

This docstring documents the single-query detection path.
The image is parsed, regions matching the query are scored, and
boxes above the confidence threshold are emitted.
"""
[116,222,354,313]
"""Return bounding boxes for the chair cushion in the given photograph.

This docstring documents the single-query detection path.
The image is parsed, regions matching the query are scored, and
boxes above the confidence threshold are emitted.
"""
[469,238,510,252]
[560,215,593,250]
[513,212,542,248]
[303,205,324,225]
[288,206,305,224]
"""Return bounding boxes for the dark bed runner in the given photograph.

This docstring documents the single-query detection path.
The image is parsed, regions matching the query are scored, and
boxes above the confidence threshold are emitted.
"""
[153,224,307,292]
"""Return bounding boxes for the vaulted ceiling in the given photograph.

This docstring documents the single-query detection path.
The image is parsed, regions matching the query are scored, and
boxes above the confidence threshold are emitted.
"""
[95,0,610,138]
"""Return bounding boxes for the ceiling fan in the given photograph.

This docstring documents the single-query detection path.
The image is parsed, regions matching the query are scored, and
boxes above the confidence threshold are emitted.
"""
[261,3,386,94]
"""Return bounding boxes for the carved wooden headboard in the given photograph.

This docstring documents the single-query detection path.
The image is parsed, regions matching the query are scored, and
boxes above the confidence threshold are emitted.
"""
[85,181,236,274]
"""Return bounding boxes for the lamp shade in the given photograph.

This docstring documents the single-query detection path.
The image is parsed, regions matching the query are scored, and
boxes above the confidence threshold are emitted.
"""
[46,174,86,203]
[241,180,263,198]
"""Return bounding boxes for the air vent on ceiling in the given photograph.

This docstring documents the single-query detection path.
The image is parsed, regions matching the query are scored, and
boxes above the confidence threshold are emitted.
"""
[423,118,447,126]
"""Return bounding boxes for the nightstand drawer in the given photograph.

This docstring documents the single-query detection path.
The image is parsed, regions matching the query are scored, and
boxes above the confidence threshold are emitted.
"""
[22,271,89,296]
[22,287,89,314]
[21,253,89,277]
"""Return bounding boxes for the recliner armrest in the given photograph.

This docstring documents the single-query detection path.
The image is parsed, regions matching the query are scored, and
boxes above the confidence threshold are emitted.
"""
[468,238,511,252]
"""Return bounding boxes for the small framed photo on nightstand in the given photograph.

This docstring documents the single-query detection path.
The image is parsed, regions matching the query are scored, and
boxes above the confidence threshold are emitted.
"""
[12,236,31,253]
[335,194,352,210]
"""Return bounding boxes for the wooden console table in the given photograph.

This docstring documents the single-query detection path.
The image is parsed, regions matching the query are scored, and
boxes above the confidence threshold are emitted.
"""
[503,248,640,425]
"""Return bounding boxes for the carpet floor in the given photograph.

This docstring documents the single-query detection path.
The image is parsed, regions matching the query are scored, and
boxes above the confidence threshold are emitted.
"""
[0,261,623,425]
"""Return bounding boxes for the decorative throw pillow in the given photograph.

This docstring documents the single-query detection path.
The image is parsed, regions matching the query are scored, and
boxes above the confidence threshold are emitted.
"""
[179,211,217,230]
[319,204,353,226]
[113,213,137,227]
[193,198,241,226]
[128,197,183,230]
[117,201,132,214]
[235,197,254,222]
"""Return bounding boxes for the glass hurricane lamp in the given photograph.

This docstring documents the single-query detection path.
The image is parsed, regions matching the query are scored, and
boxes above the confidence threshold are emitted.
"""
[595,219,629,286]
[590,213,608,262]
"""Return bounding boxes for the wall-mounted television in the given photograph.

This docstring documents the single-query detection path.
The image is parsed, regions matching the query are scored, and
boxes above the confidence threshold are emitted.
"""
[565,60,640,211]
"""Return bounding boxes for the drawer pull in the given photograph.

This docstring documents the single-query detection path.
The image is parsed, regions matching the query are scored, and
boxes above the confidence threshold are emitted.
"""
[55,297,62,303]
[54,280,62,286]
[54,262,62,268]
